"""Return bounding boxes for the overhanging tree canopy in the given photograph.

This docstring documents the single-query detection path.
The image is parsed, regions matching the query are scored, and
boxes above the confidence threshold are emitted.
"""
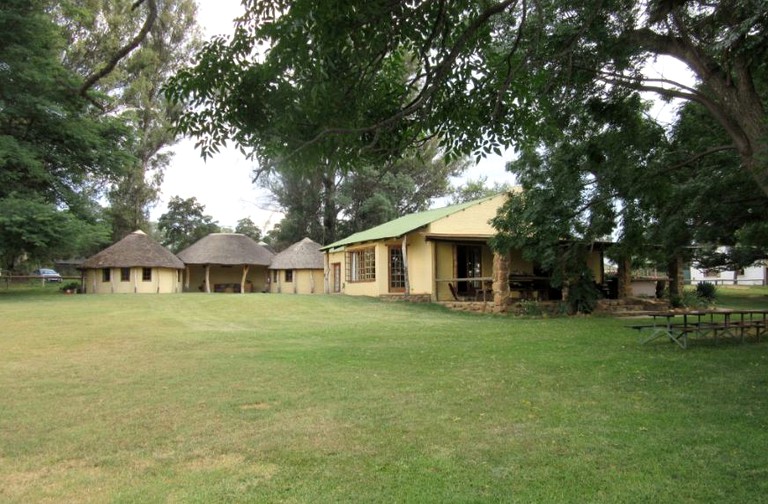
[167,0,768,196]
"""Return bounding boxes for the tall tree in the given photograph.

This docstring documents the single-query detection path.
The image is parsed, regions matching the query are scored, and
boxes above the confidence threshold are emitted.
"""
[157,196,220,252]
[235,217,262,242]
[451,177,512,205]
[167,0,768,198]
[0,195,111,271]
[262,139,468,247]
[55,0,202,239]
[0,0,133,268]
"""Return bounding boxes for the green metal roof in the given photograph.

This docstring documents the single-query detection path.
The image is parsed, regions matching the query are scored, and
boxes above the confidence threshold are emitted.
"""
[320,195,499,251]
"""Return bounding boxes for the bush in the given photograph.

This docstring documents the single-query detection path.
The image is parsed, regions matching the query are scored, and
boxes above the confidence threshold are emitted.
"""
[518,299,544,317]
[670,289,710,309]
[60,281,81,293]
[567,272,601,315]
[696,281,717,302]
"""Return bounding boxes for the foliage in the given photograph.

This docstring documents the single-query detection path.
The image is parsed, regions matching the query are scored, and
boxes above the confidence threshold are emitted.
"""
[164,0,768,294]
[157,196,220,252]
[517,299,544,317]
[54,0,203,240]
[695,281,717,302]
[565,269,602,315]
[670,288,709,309]
[167,0,768,197]
[60,280,82,293]
[0,195,110,270]
[262,139,468,247]
[450,177,512,205]
[234,217,262,242]
[0,0,135,206]
[336,139,469,238]
[0,1,172,266]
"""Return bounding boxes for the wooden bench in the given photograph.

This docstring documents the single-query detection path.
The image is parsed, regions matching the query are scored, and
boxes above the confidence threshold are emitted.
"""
[628,309,768,349]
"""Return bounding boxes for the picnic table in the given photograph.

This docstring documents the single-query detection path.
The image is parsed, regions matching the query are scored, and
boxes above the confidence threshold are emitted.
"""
[628,309,768,349]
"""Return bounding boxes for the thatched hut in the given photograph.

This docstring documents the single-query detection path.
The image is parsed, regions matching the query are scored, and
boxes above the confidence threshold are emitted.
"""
[81,230,184,294]
[177,233,274,293]
[268,237,324,294]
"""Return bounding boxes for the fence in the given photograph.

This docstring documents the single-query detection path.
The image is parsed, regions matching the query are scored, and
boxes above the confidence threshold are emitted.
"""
[687,278,767,286]
[1,272,82,288]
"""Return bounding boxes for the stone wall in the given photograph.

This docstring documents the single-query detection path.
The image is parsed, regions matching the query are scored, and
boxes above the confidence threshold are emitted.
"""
[379,293,432,303]
[438,301,496,313]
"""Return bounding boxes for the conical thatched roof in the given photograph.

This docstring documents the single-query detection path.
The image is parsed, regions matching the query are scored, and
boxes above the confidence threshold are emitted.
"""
[177,233,274,266]
[269,237,324,270]
[81,230,184,269]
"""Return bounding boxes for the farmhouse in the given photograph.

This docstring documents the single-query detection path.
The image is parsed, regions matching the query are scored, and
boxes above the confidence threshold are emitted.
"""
[690,251,768,286]
[81,230,184,294]
[268,237,324,294]
[177,233,273,293]
[321,194,605,309]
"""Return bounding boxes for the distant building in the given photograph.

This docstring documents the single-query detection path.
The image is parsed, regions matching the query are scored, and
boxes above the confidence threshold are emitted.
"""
[81,230,184,294]
[177,233,274,293]
[268,237,324,294]
[691,261,767,286]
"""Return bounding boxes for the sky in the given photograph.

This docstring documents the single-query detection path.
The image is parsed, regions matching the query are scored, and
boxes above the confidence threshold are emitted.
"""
[151,1,686,231]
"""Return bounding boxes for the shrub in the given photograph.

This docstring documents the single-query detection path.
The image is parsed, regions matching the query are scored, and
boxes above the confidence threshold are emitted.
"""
[696,281,717,302]
[60,281,81,293]
[518,299,544,317]
[567,272,601,315]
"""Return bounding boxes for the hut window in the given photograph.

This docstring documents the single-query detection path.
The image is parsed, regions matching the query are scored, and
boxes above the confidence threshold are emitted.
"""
[346,247,375,282]
[120,268,130,282]
[142,268,152,281]
[272,270,278,282]
[285,270,293,282]
[102,268,111,282]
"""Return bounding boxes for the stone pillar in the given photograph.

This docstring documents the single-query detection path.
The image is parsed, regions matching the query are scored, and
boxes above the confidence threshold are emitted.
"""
[492,252,510,313]
[617,257,632,299]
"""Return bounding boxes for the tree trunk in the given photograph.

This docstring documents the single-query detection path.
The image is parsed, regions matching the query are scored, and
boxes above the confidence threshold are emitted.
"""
[492,252,510,313]
[321,166,337,244]
[240,265,249,294]
[667,255,684,299]
[636,29,768,196]
[617,257,632,299]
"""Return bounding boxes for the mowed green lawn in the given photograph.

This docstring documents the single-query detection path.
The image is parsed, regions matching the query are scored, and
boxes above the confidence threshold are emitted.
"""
[1,288,767,503]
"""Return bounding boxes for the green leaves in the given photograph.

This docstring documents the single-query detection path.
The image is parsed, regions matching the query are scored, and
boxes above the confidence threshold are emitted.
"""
[0,195,110,270]
[157,196,221,253]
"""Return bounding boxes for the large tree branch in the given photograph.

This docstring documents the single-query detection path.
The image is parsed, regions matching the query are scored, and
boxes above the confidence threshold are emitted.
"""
[624,28,713,81]
[596,68,751,154]
[400,0,519,116]
[262,0,520,168]
[79,0,157,97]
[492,0,527,123]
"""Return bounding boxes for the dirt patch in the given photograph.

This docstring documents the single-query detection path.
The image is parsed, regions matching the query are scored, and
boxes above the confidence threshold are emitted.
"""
[240,402,271,411]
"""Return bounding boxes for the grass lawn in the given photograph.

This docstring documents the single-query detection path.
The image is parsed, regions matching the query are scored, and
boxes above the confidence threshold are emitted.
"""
[1,287,767,502]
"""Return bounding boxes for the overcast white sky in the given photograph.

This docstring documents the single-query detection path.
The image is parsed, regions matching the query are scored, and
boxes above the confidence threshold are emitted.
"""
[152,1,685,231]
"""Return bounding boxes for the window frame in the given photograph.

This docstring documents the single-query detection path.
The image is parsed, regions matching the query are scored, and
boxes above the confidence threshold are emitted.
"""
[142,268,152,282]
[388,246,406,292]
[346,247,376,282]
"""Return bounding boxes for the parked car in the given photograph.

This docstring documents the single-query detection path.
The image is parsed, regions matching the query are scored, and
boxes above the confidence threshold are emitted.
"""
[33,268,62,282]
